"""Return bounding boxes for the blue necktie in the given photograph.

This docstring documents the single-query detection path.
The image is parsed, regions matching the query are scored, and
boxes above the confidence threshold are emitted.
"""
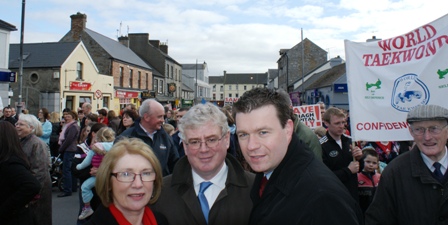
[433,162,444,183]
[198,181,213,224]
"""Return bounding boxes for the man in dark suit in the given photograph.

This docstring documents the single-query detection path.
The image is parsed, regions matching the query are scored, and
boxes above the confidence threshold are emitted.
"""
[171,107,189,157]
[233,88,363,225]
[151,103,254,225]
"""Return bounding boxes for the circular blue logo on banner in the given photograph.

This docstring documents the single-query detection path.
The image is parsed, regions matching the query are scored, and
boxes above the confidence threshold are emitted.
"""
[391,73,430,112]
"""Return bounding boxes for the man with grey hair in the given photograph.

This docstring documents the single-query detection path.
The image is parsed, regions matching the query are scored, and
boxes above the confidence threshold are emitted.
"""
[119,99,179,176]
[366,104,448,225]
[151,102,254,225]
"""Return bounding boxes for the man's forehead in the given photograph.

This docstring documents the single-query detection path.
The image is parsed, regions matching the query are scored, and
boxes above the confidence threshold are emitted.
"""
[184,126,221,138]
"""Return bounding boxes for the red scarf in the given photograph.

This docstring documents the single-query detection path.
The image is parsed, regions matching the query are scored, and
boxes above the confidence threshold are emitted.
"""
[109,203,158,225]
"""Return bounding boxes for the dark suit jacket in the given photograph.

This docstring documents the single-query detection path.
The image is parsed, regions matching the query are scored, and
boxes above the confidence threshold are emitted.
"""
[249,134,364,225]
[151,154,255,225]
[0,156,41,225]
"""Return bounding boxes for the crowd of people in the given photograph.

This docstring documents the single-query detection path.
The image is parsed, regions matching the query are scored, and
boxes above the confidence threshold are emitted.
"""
[1,87,448,225]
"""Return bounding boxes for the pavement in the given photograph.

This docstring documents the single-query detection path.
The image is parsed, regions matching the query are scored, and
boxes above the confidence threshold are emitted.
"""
[52,186,80,225]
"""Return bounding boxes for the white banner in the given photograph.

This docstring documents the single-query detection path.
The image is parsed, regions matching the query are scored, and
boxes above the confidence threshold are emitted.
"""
[345,13,448,141]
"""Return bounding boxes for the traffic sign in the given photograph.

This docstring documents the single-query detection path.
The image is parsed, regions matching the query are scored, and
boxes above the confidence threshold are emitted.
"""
[95,90,103,98]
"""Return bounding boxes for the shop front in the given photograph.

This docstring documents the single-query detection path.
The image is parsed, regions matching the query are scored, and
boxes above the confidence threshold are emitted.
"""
[182,99,194,107]
[115,89,141,112]
[62,81,113,112]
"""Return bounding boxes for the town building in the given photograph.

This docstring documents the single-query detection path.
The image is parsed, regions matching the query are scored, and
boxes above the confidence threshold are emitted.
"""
[210,71,267,106]
[277,38,327,94]
[305,63,348,110]
[182,61,211,104]
[9,41,113,114]
[60,12,153,113]
[0,19,17,109]
[124,33,182,109]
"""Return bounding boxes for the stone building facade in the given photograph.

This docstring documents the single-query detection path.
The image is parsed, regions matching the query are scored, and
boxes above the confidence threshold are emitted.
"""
[278,38,327,92]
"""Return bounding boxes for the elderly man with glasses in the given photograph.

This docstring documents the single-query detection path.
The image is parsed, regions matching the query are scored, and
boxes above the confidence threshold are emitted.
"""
[366,104,448,225]
[151,103,255,225]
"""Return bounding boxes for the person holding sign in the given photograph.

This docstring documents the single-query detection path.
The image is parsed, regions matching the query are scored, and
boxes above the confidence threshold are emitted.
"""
[320,107,362,202]
[366,104,448,225]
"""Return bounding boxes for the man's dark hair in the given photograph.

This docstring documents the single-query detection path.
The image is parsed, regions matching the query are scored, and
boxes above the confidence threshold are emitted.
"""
[97,109,107,116]
[233,87,292,128]
[122,109,139,121]
[85,113,99,122]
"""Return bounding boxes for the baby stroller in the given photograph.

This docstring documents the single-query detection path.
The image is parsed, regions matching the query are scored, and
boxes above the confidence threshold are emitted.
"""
[50,154,64,191]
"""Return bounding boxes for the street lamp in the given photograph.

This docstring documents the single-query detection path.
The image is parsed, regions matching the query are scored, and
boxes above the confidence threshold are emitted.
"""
[64,69,76,88]
[195,59,197,97]
[17,0,26,117]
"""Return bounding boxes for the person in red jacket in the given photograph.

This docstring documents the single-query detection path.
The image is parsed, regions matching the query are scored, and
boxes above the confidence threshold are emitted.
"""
[97,109,108,125]
[357,147,381,213]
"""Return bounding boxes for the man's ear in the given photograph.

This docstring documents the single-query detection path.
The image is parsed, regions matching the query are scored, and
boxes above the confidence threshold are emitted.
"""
[408,126,415,139]
[285,119,294,139]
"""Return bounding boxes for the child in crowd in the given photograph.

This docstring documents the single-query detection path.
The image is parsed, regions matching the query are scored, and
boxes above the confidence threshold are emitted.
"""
[162,123,175,136]
[313,126,327,139]
[358,147,381,213]
[76,127,115,220]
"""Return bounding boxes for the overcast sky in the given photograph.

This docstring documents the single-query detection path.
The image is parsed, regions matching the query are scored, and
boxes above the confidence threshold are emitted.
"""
[1,0,447,76]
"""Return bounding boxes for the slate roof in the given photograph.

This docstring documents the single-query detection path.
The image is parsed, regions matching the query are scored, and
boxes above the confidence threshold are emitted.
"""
[209,76,224,84]
[148,40,181,66]
[268,69,278,79]
[85,29,152,69]
[306,63,346,90]
[0,19,17,31]
[150,65,164,78]
[224,73,268,85]
[9,42,79,68]
[182,83,194,92]
[182,63,207,70]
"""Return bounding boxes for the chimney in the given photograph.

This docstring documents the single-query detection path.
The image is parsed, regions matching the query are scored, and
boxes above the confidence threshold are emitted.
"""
[366,36,382,42]
[70,12,87,41]
[329,55,343,67]
[160,43,168,54]
[118,36,129,47]
[149,40,160,49]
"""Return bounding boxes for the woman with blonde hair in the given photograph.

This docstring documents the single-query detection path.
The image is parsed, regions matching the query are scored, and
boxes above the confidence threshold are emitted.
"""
[86,138,167,224]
